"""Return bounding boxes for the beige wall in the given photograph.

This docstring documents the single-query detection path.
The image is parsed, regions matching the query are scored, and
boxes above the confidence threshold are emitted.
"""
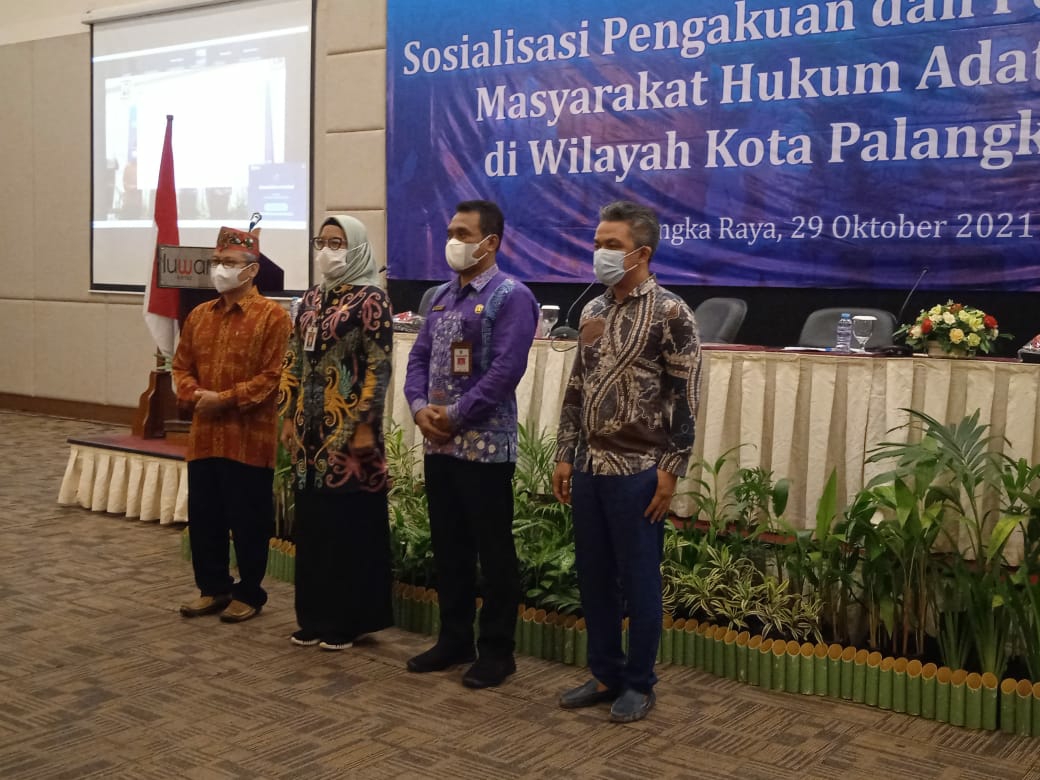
[0,0,388,410]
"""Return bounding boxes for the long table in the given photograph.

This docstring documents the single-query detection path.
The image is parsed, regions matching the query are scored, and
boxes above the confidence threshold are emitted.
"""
[392,334,1040,534]
[62,333,1040,551]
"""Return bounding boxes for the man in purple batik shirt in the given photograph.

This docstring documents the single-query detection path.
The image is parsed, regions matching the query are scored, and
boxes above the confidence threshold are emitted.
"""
[404,199,539,689]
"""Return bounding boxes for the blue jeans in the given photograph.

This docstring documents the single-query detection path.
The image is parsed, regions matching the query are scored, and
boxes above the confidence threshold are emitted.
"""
[571,467,664,694]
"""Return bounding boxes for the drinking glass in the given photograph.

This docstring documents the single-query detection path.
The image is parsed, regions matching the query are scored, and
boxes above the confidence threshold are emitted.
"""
[539,305,560,338]
[852,315,876,352]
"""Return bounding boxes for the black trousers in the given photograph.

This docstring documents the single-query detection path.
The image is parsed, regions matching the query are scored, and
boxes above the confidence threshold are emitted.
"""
[187,458,273,609]
[293,488,394,641]
[424,455,519,659]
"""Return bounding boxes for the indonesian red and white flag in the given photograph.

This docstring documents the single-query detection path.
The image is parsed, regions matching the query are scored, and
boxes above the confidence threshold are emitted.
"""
[142,114,180,357]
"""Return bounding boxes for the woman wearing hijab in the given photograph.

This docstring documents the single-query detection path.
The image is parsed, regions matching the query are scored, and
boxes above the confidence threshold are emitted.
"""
[279,215,394,650]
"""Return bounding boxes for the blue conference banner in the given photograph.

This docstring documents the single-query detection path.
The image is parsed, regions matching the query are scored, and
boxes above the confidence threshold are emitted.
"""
[387,1,1040,289]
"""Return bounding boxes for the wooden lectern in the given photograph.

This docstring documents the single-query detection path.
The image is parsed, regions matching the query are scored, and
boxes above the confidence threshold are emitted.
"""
[132,350,178,439]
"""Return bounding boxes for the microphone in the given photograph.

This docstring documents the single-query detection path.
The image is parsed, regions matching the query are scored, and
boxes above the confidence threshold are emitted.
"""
[550,280,598,339]
[896,267,929,326]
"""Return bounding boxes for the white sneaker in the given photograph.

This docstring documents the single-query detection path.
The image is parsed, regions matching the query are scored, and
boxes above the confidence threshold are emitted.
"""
[319,639,353,651]
[290,630,320,647]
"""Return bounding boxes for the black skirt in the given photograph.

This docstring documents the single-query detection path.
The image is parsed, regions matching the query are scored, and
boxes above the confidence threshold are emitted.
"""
[293,488,394,641]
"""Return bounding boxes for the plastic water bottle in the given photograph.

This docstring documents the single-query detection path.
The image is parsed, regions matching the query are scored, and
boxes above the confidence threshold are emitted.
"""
[834,312,853,352]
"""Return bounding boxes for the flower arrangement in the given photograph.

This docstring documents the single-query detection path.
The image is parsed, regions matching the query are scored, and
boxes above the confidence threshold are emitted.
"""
[896,300,1011,356]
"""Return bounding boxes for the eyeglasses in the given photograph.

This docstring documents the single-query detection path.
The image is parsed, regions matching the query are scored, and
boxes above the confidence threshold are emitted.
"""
[311,237,346,251]
[210,258,255,269]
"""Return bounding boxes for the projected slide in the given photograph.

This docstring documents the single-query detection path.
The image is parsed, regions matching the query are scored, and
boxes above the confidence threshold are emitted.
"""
[91,0,311,291]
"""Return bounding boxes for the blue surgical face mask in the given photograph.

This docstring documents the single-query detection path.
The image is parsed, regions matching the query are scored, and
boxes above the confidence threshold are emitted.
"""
[593,247,642,286]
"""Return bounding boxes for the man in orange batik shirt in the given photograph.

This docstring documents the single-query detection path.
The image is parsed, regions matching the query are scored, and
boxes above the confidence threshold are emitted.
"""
[173,225,291,623]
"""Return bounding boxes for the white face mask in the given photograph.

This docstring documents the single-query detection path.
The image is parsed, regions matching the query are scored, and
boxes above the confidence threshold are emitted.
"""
[593,247,642,286]
[210,262,254,294]
[317,247,349,280]
[445,236,491,272]
[317,242,371,284]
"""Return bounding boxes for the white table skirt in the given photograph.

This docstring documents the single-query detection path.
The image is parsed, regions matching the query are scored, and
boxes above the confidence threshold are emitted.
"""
[58,444,187,524]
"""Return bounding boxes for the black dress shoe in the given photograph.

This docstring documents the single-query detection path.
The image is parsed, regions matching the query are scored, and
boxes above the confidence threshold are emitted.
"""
[559,679,620,709]
[609,689,656,723]
[462,656,516,689]
[407,643,476,673]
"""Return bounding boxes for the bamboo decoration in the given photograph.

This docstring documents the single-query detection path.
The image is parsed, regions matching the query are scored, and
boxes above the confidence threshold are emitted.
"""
[521,606,537,656]
[825,644,842,699]
[758,638,774,690]
[414,588,428,634]
[276,540,288,581]
[935,667,953,724]
[714,626,728,677]
[409,586,421,633]
[964,673,983,730]
[865,651,883,707]
[878,656,895,711]
[563,614,578,665]
[747,635,763,686]
[921,663,938,720]
[672,618,686,666]
[771,639,787,692]
[906,659,923,716]
[891,658,908,713]
[723,629,739,681]
[799,643,815,695]
[412,586,426,633]
[400,585,415,631]
[981,673,998,732]
[840,646,856,700]
[1032,682,1040,738]
[1000,678,1018,734]
[270,539,280,579]
[1016,679,1033,737]
[852,649,870,704]
[551,612,564,661]
[659,615,672,664]
[950,669,968,727]
[698,623,714,673]
[684,619,698,668]
[780,640,798,694]
[547,612,562,662]
[736,631,751,683]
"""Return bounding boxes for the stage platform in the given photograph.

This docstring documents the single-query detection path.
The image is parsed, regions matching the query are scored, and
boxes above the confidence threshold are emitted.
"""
[57,433,187,524]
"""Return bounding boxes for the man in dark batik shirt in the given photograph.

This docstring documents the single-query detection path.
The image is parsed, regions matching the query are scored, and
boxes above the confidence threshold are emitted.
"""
[553,200,702,723]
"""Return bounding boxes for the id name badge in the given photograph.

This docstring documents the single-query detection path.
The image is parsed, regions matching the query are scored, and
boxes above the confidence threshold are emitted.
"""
[451,341,472,376]
[303,324,318,352]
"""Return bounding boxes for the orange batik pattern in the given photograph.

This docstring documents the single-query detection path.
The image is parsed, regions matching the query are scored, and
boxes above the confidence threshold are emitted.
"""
[172,287,292,469]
